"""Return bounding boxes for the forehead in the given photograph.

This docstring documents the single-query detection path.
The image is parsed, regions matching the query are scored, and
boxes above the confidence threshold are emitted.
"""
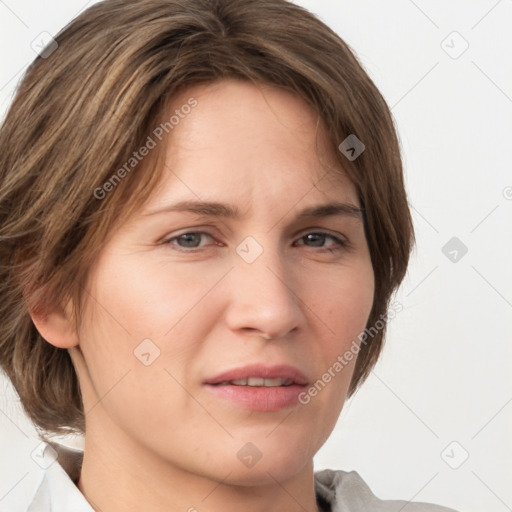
[145,79,355,210]
[166,78,331,161]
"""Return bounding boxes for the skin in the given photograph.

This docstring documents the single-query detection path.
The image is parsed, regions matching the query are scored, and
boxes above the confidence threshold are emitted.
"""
[31,78,375,512]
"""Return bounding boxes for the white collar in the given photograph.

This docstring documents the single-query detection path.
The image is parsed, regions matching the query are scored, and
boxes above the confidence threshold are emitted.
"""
[22,441,93,512]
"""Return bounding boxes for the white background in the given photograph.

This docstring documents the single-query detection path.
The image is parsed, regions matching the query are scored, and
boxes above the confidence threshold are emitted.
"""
[1,1,511,511]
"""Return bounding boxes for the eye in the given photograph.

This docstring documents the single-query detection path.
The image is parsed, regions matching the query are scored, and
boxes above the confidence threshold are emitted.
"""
[294,232,347,252]
[163,231,215,250]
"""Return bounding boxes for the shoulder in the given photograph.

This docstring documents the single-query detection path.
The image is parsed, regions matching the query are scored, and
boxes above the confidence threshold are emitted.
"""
[314,469,459,512]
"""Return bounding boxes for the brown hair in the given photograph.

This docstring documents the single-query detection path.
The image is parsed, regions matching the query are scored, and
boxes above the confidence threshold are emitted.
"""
[0,0,414,436]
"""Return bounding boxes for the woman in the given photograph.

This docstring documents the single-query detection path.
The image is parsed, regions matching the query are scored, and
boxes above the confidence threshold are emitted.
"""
[0,0,457,510]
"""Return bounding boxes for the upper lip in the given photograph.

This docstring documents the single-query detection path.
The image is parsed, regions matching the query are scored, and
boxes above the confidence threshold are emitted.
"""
[204,364,309,386]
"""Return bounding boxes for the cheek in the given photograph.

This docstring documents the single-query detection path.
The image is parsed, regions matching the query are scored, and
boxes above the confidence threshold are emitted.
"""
[82,252,227,345]
[309,258,375,346]
[299,258,374,411]
[76,251,232,407]
[75,255,217,436]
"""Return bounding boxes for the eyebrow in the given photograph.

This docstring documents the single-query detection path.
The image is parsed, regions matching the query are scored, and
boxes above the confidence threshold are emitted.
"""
[297,202,364,220]
[144,200,239,218]
[143,200,364,221]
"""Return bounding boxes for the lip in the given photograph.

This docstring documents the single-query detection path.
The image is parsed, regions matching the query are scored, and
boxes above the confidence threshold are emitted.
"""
[203,364,308,412]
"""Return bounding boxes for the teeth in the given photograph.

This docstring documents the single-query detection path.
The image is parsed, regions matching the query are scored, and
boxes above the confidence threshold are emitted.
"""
[224,377,293,387]
[248,377,265,386]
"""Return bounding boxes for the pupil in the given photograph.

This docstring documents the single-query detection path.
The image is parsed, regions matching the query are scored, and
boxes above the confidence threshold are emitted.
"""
[306,233,325,247]
[179,233,200,247]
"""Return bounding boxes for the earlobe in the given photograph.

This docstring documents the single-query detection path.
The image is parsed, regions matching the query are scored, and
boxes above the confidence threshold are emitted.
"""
[29,299,79,349]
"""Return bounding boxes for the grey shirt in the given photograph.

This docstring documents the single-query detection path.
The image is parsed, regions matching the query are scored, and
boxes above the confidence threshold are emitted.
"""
[20,441,458,511]
[314,469,457,511]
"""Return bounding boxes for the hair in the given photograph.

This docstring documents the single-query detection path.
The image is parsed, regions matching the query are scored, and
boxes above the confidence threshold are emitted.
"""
[0,0,414,436]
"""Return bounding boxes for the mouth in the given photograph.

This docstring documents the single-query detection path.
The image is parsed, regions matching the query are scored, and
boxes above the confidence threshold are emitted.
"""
[214,377,295,387]
[203,364,308,412]
[204,363,308,387]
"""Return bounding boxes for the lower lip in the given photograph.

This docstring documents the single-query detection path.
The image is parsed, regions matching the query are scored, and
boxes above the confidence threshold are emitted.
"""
[204,384,306,412]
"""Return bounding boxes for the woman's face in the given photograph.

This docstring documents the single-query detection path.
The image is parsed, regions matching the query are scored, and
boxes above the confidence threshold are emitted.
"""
[73,78,374,484]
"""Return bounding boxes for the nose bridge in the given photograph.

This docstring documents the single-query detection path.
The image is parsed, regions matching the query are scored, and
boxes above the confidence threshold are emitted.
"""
[226,235,303,337]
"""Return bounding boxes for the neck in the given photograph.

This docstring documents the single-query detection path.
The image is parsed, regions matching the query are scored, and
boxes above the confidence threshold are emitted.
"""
[77,418,320,512]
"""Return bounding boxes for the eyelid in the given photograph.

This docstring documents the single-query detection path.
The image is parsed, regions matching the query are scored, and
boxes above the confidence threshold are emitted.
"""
[160,224,218,240]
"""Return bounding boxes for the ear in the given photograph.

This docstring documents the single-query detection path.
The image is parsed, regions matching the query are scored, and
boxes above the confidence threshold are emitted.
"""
[29,299,79,349]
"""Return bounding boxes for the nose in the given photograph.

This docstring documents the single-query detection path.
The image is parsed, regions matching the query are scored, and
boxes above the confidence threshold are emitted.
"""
[224,242,305,340]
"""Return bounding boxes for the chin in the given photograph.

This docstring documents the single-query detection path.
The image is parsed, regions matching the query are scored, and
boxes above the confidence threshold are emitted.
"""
[213,437,315,487]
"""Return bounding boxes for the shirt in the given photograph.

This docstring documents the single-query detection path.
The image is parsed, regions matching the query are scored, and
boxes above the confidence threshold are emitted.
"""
[13,441,458,512]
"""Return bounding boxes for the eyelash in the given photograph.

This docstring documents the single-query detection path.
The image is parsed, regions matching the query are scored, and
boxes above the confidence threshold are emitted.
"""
[161,230,348,254]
